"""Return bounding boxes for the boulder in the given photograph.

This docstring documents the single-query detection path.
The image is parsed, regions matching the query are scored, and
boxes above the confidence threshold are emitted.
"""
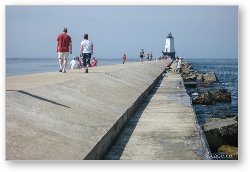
[203,117,238,152]
[196,74,203,83]
[183,74,197,81]
[182,74,188,80]
[192,89,231,105]
[188,65,193,70]
[179,61,193,74]
[195,73,204,86]
[210,89,231,102]
[182,67,190,74]
[203,72,218,84]
[192,91,215,105]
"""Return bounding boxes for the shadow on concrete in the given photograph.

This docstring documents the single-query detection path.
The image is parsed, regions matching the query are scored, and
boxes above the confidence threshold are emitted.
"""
[7,90,70,108]
[103,77,163,160]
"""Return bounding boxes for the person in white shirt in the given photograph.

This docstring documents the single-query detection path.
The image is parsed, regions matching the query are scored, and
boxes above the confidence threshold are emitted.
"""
[139,48,144,63]
[69,57,80,70]
[80,34,94,73]
[177,57,183,75]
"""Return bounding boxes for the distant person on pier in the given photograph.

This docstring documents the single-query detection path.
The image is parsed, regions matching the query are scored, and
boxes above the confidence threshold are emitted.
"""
[91,57,97,67]
[150,52,153,61]
[175,56,179,72]
[139,48,144,63]
[80,34,94,73]
[76,56,82,68]
[122,53,127,64]
[56,28,72,73]
[146,52,150,61]
[70,57,80,70]
[177,57,183,75]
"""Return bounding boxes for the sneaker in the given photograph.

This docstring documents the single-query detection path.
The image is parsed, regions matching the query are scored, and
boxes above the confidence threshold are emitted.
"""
[62,69,66,73]
[59,69,62,72]
[85,68,88,73]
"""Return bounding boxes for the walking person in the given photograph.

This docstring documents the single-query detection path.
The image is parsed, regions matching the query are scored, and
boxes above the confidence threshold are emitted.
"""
[139,48,144,63]
[177,57,183,76]
[122,53,126,64]
[146,52,150,61]
[149,52,153,61]
[80,34,94,73]
[56,28,72,73]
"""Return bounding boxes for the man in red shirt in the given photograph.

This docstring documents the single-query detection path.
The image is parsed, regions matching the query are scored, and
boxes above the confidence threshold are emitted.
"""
[56,28,72,73]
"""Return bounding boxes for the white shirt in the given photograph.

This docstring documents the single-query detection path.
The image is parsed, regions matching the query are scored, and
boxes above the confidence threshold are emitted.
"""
[177,59,182,69]
[70,59,79,69]
[81,39,93,54]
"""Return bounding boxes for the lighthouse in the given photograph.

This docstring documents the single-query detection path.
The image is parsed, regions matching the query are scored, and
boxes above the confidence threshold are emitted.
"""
[162,32,176,59]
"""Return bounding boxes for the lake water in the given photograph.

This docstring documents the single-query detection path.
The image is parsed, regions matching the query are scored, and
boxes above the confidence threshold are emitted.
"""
[6,58,138,76]
[185,59,238,125]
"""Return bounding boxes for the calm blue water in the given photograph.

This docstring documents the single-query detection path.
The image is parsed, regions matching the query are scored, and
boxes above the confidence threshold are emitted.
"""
[6,58,138,76]
[186,59,238,125]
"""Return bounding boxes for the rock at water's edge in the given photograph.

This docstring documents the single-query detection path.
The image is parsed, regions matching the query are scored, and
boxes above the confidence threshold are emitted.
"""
[203,117,238,152]
[203,72,218,84]
[210,89,232,102]
[192,91,215,105]
[196,74,203,84]
[192,89,232,105]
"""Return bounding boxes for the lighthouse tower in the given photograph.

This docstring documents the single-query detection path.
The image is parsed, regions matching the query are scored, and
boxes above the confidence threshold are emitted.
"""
[162,32,176,59]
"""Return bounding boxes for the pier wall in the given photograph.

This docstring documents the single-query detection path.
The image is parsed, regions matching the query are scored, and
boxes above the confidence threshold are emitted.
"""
[6,60,171,160]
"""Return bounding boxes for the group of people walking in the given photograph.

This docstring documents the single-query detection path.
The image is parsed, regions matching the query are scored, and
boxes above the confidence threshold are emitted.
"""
[139,48,153,63]
[57,27,182,74]
[56,28,94,73]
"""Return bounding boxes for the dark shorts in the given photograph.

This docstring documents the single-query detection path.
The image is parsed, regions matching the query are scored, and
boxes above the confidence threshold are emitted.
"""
[140,55,143,58]
[177,68,182,74]
[82,53,91,67]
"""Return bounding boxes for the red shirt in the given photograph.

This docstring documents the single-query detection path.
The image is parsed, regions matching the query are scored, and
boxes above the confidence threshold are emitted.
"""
[57,32,72,52]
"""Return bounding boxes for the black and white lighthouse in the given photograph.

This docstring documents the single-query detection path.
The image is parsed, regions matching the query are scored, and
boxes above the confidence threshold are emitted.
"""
[162,32,176,59]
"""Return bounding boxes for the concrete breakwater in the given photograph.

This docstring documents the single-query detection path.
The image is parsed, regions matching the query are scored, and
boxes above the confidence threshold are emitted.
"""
[104,71,210,160]
[6,60,171,160]
[6,59,210,160]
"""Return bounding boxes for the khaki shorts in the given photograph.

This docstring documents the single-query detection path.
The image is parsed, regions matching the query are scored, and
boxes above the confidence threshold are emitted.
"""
[58,52,69,60]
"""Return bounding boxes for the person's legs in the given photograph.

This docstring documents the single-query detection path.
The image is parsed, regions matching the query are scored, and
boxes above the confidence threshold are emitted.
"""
[85,53,91,73]
[58,52,63,72]
[86,53,91,67]
[82,53,88,73]
[63,59,67,72]
[82,53,87,68]
[62,52,69,73]
[141,57,143,63]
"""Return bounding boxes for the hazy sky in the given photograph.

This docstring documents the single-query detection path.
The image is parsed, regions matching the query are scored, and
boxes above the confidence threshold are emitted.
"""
[6,6,238,59]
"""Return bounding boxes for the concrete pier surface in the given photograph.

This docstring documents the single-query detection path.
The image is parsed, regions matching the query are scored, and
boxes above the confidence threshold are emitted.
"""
[104,72,210,160]
[6,60,172,160]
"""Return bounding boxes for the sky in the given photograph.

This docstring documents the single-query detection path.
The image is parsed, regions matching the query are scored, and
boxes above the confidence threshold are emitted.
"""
[6,6,238,59]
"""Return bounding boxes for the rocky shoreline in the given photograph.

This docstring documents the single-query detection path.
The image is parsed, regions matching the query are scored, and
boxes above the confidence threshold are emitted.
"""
[180,60,238,160]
